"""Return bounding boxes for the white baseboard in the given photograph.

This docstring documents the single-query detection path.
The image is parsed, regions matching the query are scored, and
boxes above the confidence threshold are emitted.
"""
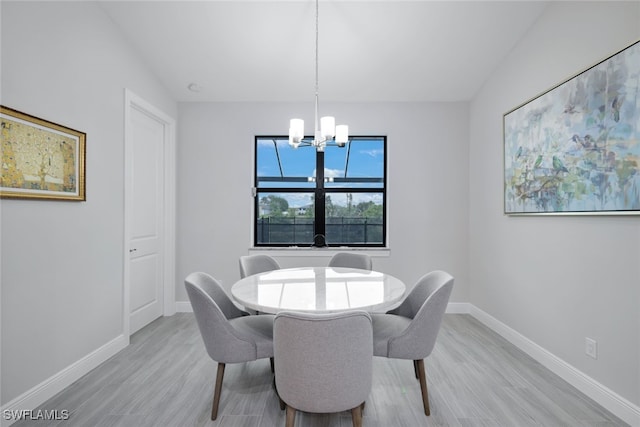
[446,302,470,314]
[468,305,640,427]
[0,334,128,427]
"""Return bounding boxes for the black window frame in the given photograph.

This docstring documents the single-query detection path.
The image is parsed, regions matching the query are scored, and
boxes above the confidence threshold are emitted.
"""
[253,135,387,248]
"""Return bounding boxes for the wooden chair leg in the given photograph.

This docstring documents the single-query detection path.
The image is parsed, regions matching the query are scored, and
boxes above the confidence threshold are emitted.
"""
[415,359,430,416]
[413,360,419,379]
[270,357,274,373]
[211,363,226,420]
[351,405,363,427]
[285,405,296,427]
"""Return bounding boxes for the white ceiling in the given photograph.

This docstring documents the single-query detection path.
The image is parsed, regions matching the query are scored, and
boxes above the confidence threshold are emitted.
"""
[98,1,549,103]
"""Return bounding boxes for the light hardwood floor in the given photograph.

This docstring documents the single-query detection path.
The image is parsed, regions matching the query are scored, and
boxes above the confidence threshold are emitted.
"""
[15,313,627,426]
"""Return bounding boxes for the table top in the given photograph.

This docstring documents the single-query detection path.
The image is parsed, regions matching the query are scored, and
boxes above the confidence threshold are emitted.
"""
[231,266,406,314]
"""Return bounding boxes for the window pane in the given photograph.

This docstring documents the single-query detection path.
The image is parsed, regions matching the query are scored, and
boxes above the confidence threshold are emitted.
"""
[324,137,385,188]
[254,135,386,247]
[256,137,316,188]
[256,192,314,245]
[325,192,384,245]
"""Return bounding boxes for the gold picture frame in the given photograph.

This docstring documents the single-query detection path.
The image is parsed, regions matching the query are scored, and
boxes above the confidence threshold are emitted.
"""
[1,106,86,201]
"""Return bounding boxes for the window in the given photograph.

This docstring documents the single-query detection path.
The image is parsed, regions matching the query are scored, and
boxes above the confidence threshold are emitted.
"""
[254,136,386,247]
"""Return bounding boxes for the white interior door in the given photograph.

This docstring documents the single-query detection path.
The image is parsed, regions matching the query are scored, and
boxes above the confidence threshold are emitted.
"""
[128,105,165,334]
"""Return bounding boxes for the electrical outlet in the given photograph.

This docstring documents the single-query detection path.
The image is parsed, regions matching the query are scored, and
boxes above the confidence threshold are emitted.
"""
[585,337,597,359]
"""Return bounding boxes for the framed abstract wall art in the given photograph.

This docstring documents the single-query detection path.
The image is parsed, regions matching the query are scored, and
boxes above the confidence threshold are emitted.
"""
[503,40,640,215]
[1,106,86,201]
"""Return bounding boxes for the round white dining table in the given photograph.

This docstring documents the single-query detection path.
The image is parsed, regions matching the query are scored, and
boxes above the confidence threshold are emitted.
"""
[231,266,406,314]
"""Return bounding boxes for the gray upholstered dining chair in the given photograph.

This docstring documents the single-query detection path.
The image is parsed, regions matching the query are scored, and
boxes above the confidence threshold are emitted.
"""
[371,270,453,416]
[239,254,281,278]
[328,252,372,271]
[185,272,275,420]
[274,310,373,427]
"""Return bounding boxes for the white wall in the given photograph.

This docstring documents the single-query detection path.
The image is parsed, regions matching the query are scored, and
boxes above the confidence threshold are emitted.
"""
[5,0,636,421]
[176,102,470,303]
[469,0,640,409]
[0,1,176,406]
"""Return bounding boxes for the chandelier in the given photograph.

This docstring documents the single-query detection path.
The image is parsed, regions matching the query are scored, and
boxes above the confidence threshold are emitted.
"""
[288,0,348,151]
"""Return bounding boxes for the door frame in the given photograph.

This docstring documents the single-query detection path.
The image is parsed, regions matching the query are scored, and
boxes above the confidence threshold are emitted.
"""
[123,89,176,338]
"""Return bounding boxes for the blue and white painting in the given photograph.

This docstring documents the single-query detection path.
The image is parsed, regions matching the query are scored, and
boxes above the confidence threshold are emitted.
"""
[504,40,640,214]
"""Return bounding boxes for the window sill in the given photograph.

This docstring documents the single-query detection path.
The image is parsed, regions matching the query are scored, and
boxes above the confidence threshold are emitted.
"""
[248,247,390,258]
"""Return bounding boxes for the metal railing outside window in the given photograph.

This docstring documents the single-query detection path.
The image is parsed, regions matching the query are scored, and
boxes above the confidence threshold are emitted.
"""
[257,216,383,245]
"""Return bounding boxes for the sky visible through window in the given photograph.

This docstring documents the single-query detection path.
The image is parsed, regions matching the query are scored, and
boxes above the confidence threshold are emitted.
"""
[256,137,384,208]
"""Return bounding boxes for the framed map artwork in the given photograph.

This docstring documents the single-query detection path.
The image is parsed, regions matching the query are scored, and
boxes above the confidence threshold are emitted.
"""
[504,40,640,215]
[1,106,86,201]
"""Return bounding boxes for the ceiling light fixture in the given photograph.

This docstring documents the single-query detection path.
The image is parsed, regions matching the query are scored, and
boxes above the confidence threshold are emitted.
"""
[288,0,348,151]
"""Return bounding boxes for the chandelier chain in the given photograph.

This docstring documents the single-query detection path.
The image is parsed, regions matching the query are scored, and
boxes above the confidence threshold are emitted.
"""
[314,0,320,136]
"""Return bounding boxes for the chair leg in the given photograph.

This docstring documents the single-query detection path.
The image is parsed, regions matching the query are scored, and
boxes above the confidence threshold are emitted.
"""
[211,363,226,420]
[413,360,419,379]
[272,376,285,410]
[415,359,430,416]
[270,357,274,373]
[351,405,363,427]
[285,405,296,427]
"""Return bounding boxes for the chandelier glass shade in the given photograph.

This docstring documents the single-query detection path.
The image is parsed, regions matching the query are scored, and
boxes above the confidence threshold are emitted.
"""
[288,0,348,151]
